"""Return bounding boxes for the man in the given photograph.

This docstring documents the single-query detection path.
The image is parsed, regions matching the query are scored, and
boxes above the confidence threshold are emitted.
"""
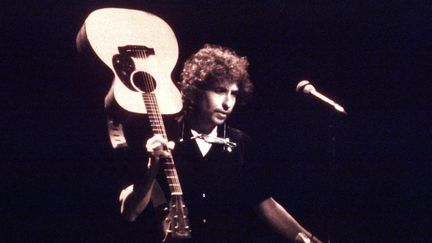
[119,44,321,243]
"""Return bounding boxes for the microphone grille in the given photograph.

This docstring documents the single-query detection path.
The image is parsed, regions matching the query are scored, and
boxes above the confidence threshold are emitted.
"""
[296,80,310,93]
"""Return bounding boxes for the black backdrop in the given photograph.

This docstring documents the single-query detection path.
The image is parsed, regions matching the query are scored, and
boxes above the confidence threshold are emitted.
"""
[2,1,431,242]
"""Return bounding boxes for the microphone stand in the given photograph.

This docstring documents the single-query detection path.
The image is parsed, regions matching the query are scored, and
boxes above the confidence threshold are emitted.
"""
[296,80,347,242]
[324,111,344,243]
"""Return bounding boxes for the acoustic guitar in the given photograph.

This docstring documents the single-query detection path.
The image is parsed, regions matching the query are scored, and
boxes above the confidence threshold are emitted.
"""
[76,8,191,241]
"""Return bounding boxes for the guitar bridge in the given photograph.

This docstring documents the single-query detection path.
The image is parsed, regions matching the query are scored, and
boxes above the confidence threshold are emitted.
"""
[118,45,155,57]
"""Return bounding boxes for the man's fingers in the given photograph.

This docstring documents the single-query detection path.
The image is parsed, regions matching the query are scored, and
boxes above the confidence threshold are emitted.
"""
[146,135,166,152]
[145,135,175,159]
[146,142,161,153]
[146,136,175,150]
[167,141,175,150]
[147,134,165,145]
[162,151,171,158]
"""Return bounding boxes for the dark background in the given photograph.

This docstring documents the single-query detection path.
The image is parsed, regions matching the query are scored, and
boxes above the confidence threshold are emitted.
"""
[2,1,431,242]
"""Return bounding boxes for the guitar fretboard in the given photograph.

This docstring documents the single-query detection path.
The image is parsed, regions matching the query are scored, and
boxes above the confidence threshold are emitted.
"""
[142,93,183,195]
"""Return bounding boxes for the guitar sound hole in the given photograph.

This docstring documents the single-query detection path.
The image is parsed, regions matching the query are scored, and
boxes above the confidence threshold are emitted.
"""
[131,71,157,93]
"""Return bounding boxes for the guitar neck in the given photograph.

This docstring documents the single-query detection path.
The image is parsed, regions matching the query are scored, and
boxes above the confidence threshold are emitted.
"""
[142,93,169,138]
[142,93,183,196]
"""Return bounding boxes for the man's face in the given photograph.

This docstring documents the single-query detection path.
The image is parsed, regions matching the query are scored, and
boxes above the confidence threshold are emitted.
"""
[198,82,239,128]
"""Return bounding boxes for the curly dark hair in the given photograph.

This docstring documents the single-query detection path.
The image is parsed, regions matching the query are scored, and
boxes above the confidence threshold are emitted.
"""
[179,44,254,117]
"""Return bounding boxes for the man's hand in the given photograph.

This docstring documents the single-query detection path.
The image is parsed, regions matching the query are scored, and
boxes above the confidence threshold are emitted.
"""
[145,134,175,161]
[119,134,175,222]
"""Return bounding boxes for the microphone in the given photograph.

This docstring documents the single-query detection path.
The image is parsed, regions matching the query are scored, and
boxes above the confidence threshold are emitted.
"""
[190,134,237,152]
[296,80,347,114]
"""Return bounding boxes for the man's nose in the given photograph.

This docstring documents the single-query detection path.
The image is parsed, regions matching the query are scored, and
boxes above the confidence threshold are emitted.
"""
[222,95,234,110]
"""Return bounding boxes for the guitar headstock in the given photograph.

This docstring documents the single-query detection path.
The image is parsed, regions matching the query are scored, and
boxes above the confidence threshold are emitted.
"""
[164,195,191,239]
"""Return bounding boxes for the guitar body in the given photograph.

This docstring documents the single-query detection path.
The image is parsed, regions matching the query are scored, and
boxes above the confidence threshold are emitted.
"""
[76,8,182,115]
[76,8,191,241]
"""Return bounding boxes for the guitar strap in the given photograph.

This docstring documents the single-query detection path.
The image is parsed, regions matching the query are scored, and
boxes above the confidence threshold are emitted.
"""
[107,118,128,149]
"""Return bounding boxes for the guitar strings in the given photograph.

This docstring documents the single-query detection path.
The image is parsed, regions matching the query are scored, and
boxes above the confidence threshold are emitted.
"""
[138,50,163,136]
[138,49,182,194]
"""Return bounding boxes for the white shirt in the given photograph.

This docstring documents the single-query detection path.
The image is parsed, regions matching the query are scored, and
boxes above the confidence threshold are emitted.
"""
[191,127,217,157]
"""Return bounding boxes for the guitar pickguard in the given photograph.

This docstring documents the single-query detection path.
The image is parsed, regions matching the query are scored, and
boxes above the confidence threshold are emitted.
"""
[112,54,135,90]
[113,45,157,93]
